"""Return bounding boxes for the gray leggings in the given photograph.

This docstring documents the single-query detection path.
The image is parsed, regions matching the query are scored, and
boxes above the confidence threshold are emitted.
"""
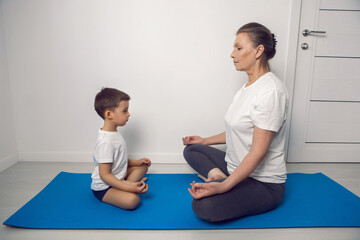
[183,144,285,222]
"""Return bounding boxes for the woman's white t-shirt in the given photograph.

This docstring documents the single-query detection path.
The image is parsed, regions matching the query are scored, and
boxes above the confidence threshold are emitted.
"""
[91,129,128,191]
[224,72,288,183]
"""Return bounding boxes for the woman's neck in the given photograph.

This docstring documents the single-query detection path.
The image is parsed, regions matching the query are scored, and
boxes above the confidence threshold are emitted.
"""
[246,66,269,87]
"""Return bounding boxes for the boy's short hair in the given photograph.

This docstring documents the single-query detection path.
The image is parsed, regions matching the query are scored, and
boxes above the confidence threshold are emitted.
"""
[94,87,130,119]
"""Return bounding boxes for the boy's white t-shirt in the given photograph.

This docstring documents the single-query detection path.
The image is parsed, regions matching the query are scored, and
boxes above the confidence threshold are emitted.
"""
[224,72,288,183]
[91,129,128,191]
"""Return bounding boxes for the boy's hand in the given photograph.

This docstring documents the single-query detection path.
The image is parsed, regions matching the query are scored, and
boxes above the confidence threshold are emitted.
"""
[127,181,148,194]
[138,158,151,167]
[128,158,151,167]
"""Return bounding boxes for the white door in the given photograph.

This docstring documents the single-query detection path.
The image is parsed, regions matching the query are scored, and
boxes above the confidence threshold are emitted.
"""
[287,0,360,162]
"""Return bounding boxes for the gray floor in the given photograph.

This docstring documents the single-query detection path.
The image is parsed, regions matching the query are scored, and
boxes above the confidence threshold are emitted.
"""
[0,162,359,240]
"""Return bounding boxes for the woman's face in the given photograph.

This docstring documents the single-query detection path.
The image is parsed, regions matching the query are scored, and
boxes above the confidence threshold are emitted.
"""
[230,32,258,72]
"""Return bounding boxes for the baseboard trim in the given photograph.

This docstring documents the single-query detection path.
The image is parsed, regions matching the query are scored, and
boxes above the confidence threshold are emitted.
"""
[128,153,186,164]
[0,153,18,172]
[18,152,186,164]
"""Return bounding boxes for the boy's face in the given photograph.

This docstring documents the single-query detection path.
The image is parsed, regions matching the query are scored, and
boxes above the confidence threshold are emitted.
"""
[108,100,130,127]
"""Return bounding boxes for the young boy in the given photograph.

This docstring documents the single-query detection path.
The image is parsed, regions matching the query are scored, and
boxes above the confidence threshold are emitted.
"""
[91,87,151,210]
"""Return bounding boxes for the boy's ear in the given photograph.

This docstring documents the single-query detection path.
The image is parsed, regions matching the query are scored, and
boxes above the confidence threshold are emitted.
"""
[104,110,113,119]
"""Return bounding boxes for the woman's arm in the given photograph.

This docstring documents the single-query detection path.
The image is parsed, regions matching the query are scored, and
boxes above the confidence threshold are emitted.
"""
[98,163,148,193]
[188,127,274,199]
[183,132,226,145]
[222,127,274,190]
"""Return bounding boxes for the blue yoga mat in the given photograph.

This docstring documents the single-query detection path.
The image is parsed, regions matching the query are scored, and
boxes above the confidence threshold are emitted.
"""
[3,172,360,229]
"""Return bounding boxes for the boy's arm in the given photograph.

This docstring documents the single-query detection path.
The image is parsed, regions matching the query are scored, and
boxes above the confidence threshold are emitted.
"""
[128,158,138,167]
[98,163,147,193]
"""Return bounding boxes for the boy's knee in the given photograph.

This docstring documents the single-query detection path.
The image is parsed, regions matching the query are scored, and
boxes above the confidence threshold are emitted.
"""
[133,164,148,173]
[125,194,140,210]
[140,164,149,173]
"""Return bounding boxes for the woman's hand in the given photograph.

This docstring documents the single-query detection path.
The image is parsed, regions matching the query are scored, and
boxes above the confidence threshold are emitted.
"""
[126,181,148,194]
[182,136,206,145]
[188,181,227,199]
[182,132,226,145]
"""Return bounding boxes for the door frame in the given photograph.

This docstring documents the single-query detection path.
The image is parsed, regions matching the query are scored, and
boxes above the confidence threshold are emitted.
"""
[284,0,302,162]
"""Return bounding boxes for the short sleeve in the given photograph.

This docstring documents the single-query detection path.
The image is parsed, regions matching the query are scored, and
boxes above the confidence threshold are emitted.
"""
[95,142,115,163]
[250,89,287,132]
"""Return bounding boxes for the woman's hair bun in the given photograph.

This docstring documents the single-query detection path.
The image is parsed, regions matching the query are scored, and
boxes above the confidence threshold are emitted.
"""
[269,33,277,59]
[272,33,277,49]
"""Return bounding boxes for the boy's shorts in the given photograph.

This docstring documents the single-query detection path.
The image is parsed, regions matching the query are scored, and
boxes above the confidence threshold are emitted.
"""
[92,186,111,201]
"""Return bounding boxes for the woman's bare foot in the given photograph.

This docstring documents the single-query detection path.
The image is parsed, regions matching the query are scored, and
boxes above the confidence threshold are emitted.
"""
[206,168,227,182]
[197,174,207,182]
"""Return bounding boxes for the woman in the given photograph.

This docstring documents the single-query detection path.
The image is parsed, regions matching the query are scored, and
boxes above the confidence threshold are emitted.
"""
[182,22,288,222]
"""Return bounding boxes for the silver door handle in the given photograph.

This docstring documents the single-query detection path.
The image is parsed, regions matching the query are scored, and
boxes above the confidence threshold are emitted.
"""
[302,29,327,37]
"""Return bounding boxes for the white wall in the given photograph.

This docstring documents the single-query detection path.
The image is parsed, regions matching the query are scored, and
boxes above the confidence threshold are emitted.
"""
[1,0,293,163]
[0,2,18,171]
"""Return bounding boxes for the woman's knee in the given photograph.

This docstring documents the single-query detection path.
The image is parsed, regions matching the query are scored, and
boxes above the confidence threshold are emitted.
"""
[183,145,193,161]
[183,144,194,156]
[192,198,222,223]
[183,144,202,159]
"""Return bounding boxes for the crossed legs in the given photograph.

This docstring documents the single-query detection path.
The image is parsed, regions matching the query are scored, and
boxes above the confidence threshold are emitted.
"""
[183,144,229,181]
[102,165,148,210]
[183,144,285,222]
